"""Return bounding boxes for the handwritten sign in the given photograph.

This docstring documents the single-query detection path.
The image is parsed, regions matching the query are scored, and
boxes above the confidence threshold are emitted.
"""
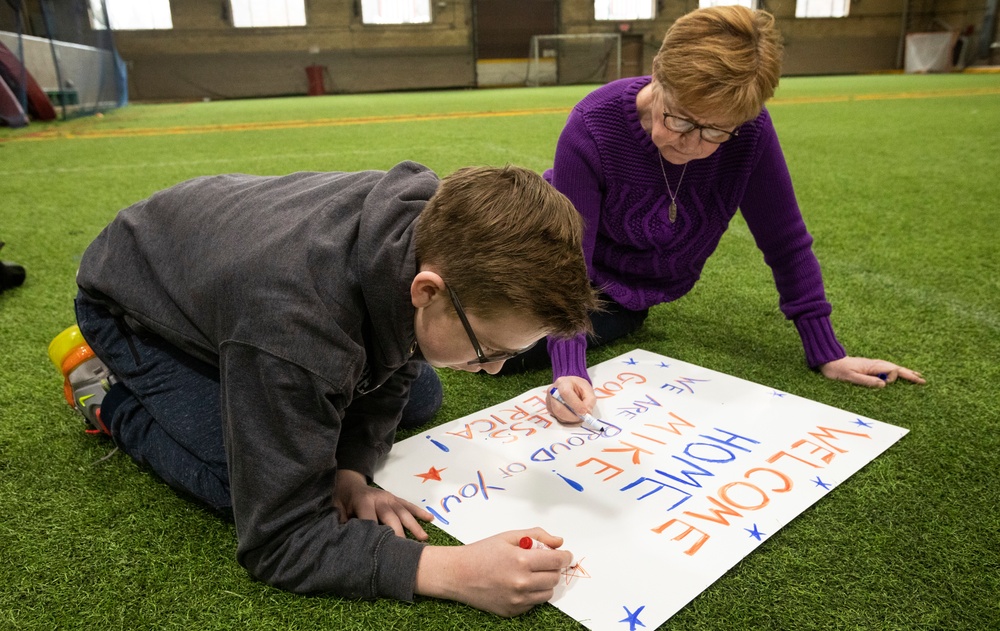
[374,349,908,630]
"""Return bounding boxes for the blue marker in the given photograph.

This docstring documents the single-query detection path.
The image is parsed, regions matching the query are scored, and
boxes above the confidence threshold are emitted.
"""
[548,387,621,436]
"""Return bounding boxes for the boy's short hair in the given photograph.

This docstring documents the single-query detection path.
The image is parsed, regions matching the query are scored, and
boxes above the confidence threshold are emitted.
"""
[652,5,783,124]
[415,165,599,338]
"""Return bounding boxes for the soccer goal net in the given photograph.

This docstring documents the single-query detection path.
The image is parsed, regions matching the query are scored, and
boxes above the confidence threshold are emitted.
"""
[527,33,621,87]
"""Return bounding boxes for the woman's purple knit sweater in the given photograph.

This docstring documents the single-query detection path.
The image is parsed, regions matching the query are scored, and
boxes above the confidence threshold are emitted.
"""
[545,77,846,381]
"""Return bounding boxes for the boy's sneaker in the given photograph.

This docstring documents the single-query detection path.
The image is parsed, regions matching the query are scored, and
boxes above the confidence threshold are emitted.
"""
[48,325,116,436]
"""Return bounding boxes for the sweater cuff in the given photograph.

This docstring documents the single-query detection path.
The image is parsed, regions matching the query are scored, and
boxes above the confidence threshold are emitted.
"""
[795,316,847,368]
[373,529,426,601]
[547,334,590,382]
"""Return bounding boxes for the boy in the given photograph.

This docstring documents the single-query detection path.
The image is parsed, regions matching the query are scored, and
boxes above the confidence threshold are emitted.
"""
[50,162,598,616]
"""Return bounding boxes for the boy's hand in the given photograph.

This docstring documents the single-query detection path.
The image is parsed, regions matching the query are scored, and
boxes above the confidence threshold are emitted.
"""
[546,376,596,425]
[414,528,573,617]
[334,469,432,541]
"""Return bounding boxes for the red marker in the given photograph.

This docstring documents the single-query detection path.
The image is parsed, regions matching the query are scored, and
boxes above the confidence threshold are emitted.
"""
[520,536,577,569]
[519,536,553,550]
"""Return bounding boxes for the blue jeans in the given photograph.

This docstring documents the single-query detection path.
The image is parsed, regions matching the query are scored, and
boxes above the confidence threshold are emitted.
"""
[75,292,441,518]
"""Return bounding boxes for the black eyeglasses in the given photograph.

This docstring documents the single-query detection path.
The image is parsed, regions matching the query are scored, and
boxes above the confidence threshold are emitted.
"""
[447,285,536,365]
[662,111,739,144]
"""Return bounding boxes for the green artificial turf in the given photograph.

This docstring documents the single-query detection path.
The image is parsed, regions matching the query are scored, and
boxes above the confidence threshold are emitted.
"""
[1,73,999,630]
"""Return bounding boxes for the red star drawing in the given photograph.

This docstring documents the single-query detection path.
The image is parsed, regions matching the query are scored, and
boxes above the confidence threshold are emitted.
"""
[562,558,591,585]
[414,466,446,483]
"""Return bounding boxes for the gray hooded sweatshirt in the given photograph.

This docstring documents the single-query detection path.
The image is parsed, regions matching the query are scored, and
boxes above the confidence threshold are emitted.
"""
[76,161,439,600]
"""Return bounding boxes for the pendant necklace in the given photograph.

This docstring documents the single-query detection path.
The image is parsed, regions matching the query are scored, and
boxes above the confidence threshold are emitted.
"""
[658,154,688,223]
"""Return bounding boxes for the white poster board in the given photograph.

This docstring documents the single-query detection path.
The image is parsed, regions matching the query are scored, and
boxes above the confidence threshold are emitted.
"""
[375,350,908,630]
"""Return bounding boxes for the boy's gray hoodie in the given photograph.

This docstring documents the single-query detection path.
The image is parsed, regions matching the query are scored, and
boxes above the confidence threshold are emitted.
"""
[77,162,439,600]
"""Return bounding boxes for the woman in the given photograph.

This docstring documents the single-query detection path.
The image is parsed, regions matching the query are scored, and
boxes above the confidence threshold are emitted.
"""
[505,6,924,423]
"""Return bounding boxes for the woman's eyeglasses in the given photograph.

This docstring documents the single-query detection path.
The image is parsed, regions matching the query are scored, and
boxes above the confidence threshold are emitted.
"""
[662,111,738,144]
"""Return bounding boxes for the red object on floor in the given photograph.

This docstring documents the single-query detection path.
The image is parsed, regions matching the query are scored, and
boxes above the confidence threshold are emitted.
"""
[0,40,56,121]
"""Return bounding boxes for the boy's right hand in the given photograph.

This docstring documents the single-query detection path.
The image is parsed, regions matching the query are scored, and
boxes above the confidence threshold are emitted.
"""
[414,528,573,617]
[546,376,597,425]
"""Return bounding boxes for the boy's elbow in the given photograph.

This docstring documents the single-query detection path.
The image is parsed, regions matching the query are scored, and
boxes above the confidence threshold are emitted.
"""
[236,538,374,598]
[238,546,315,594]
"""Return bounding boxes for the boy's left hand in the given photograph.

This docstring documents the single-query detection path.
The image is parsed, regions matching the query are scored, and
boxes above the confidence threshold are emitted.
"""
[334,469,433,540]
[819,356,925,388]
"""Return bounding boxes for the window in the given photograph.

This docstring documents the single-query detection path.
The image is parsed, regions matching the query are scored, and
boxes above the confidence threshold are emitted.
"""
[698,0,755,8]
[230,0,307,27]
[89,0,173,30]
[594,0,654,20]
[361,0,432,24]
[795,0,849,18]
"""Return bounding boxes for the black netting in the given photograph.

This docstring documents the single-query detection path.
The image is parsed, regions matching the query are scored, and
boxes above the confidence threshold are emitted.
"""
[1,0,127,125]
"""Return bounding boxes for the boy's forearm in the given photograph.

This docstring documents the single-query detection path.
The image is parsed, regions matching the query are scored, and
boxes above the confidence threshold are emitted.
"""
[413,530,570,617]
[336,363,420,477]
[222,346,423,598]
[414,545,462,602]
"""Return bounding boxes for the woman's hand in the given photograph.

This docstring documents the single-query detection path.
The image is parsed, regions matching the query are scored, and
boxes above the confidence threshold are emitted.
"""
[819,356,925,388]
[415,528,573,617]
[333,469,432,540]
[546,376,596,425]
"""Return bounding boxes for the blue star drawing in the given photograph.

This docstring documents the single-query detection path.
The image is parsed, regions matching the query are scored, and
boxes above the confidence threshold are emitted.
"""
[812,476,832,490]
[853,418,873,428]
[619,604,646,630]
[659,361,670,368]
[745,523,766,541]
[623,357,638,365]
[771,390,787,397]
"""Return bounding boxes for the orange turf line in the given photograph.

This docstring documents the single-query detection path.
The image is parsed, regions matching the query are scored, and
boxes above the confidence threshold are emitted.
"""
[1,107,572,143]
[770,86,1000,105]
[3,87,998,143]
